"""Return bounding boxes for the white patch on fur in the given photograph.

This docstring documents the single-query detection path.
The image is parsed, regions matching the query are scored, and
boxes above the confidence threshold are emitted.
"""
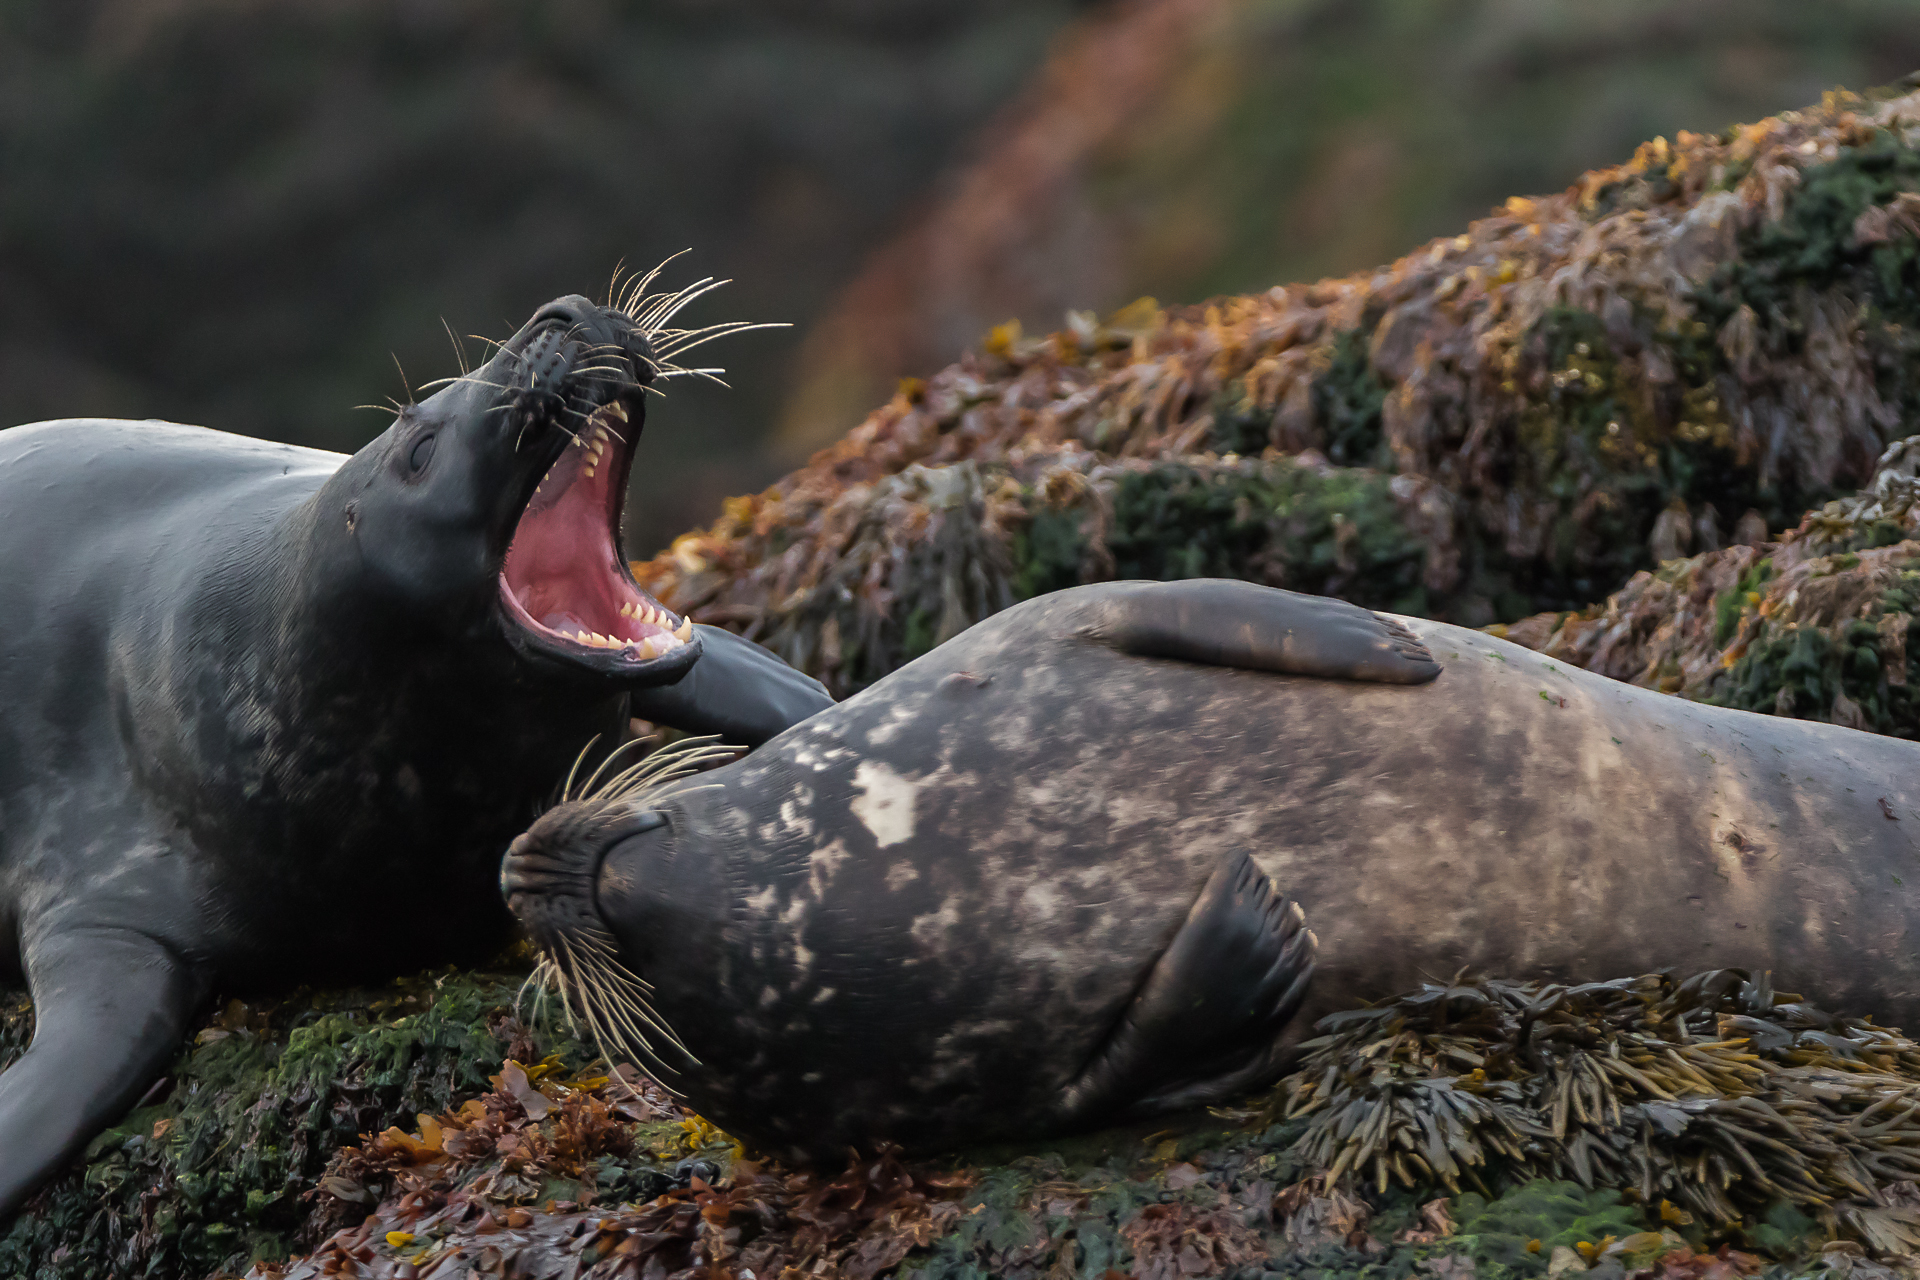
[778,794,813,839]
[808,839,851,899]
[885,861,919,890]
[865,701,920,746]
[851,760,918,848]
[910,896,960,947]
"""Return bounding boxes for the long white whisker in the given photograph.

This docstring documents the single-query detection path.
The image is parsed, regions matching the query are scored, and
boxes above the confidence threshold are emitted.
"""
[606,257,631,311]
[619,251,693,317]
[584,946,693,1063]
[653,323,789,360]
[637,278,733,331]
[577,735,656,802]
[442,317,470,376]
[561,735,602,803]
[563,935,689,1081]
[632,278,721,330]
[602,749,736,803]
[581,736,726,803]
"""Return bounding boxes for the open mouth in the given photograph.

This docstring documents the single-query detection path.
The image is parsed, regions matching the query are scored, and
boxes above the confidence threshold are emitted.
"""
[499,398,694,666]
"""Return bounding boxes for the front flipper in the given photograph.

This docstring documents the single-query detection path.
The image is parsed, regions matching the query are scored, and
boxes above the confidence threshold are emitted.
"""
[0,928,205,1218]
[629,624,834,747]
[1057,849,1315,1123]
[1079,579,1440,684]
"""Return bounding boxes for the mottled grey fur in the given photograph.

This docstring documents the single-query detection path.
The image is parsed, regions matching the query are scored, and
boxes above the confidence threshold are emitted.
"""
[514,580,1920,1160]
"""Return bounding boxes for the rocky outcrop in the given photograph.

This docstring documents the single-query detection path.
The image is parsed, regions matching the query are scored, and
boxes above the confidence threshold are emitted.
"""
[1496,435,1920,738]
[641,85,1920,694]
[779,0,1920,453]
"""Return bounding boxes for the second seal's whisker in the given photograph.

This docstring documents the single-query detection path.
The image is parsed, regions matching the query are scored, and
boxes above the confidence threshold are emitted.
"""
[573,734,657,804]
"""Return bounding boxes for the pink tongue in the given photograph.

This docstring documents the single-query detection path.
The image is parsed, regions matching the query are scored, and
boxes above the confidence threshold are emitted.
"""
[503,441,626,631]
[500,427,682,648]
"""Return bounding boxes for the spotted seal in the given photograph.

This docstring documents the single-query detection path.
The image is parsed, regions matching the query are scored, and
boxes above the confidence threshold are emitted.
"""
[0,288,831,1214]
[503,578,1920,1161]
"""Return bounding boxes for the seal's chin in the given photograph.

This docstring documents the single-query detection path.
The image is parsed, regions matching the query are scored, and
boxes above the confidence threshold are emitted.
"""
[499,399,693,671]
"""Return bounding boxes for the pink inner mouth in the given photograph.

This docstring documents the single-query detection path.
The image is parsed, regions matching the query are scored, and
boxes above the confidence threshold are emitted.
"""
[499,404,691,662]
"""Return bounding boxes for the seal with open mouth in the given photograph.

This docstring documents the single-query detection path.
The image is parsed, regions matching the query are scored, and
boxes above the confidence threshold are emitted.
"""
[0,282,831,1215]
[504,578,1920,1162]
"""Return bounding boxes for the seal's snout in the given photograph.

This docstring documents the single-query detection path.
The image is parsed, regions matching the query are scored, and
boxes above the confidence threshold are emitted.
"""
[491,266,766,679]
[503,798,693,1075]
[517,297,657,407]
[527,296,657,380]
[501,802,665,956]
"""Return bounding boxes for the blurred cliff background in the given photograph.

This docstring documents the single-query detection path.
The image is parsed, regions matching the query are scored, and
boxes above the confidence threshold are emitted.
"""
[4,0,1919,553]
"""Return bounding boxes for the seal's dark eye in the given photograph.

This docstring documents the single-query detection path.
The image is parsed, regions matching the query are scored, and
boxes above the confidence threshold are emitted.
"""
[408,433,436,473]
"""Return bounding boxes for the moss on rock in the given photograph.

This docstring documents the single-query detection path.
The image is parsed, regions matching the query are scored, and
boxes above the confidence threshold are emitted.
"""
[257,967,1920,1279]
[1499,435,1920,738]
[0,969,591,1280]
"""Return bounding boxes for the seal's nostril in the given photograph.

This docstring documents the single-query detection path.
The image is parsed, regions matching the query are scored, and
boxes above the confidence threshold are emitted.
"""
[531,303,581,330]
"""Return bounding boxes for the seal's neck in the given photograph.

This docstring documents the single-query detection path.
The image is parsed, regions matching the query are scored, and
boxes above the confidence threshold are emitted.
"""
[131,458,627,848]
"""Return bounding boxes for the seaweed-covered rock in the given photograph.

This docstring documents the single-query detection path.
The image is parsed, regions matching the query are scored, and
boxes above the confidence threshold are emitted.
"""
[245,968,1920,1278]
[648,448,1444,697]
[0,969,596,1280]
[28,963,1920,1278]
[639,84,1920,690]
[1496,435,1920,736]
[1276,969,1920,1245]
[781,0,1920,454]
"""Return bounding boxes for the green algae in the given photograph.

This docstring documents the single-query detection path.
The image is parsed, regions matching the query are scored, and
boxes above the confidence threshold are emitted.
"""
[902,1139,1673,1280]
[0,969,586,1280]
[1714,557,1777,645]
[1709,128,1920,428]
[1715,614,1920,734]
[1507,305,1807,614]
[1448,1183,1652,1280]
[1312,326,1392,471]
[1010,459,1432,617]
[1009,502,1087,601]
[1720,130,1920,320]
[1710,560,1920,734]
[1213,376,1279,456]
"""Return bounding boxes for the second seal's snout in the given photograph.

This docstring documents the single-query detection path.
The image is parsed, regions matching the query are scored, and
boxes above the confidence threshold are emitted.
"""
[500,803,666,952]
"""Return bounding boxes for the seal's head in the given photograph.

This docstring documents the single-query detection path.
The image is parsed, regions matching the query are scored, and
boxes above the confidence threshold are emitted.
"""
[333,271,755,685]
[500,740,739,1075]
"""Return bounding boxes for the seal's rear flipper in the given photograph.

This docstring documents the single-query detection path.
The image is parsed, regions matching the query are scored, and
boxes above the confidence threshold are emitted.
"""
[0,928,204,1218]
[1056,848,1315,1124]
[1082,579,1440,684]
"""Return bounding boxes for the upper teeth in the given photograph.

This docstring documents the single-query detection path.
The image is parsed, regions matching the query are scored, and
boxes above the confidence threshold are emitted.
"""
[619,602,675,627]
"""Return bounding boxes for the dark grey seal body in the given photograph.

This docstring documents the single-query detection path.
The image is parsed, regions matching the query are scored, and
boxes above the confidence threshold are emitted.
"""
[0,292,831,1215]
[505,579,1920,1162]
